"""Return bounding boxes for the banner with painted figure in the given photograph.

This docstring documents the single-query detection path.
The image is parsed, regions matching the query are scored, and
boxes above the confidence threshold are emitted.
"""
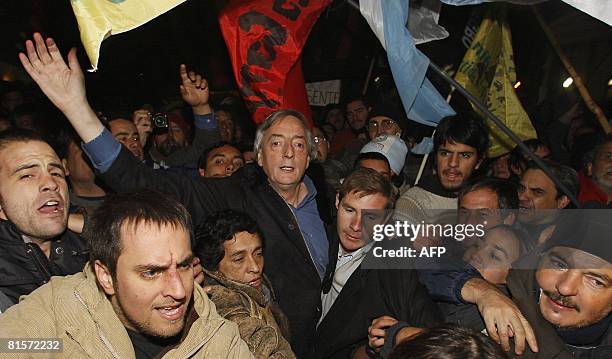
[454,4,536,157]
[70,0,186,71]
[219,0,331,124]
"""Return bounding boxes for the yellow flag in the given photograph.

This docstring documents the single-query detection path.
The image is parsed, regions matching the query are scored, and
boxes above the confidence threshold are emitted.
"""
[70,0,186,71]
[454,5,536,158]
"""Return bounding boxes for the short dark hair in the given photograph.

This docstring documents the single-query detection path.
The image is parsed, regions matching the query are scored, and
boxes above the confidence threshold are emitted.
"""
[523,138,548,156]
[459,177,519,210]
[343,94,370,109]
[434,113,489,158]
[194,210,261,271]
[525,159,579,200]
[355,152,391,171]
[0,128,48,153]
[389,325,507,359]
[338,167,397,209]
[85,190,194,276]
[197,141,241,170]
[508,145,528,174]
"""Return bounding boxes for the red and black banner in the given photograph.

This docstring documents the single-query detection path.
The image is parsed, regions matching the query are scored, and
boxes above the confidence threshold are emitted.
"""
[219,0,331,124]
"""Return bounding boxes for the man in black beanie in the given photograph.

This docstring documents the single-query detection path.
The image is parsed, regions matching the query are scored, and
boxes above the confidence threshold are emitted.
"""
[506,211,612,358]
[366,102,406,140]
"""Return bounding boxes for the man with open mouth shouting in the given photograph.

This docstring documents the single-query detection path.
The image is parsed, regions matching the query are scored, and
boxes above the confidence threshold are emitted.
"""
[0,128,88,309]
[0,190,252,358]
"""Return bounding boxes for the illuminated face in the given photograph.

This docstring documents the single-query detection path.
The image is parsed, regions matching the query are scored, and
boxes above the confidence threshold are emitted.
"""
[216,110,234,142]
[0,141,69,240]
[168,122,187,147]
[536,247,612,329]
[199,145,244,178]
[459,188,514,229]
[492,154,511,179]
[591,142,612,195]
[367,116,401,140]
[518,169,568,224]
[257,116,310,194]
[336,191,388,253]
[110,119,144,161]
[218,231,264,291]
[98,222,194,339]
[463,227,521,285]
[436,142,482,191]
[312,127,329,162]
[346,100,369,131]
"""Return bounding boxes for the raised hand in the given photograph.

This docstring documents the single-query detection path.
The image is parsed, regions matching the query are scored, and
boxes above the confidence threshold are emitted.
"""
[18,33,86,114]
[132,109,153,147]
[179,64,211,115]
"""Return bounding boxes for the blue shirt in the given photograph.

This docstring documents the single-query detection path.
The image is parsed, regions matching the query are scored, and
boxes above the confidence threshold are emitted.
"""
[82,113,329,279]
[291,177,329,280]
[83,113,216,173]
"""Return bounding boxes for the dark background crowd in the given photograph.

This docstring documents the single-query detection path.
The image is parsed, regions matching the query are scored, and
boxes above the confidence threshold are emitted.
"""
[0,1,611,359]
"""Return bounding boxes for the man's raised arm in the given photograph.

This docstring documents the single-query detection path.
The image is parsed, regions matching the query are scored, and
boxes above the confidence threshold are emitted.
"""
[19,33,123,173]
[19,33,103,143]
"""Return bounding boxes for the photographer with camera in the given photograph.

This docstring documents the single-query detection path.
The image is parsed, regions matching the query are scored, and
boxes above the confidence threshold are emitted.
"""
[103,65,221,171]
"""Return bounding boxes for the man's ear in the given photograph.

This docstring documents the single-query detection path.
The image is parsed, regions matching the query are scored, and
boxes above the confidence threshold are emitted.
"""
[61,158,70,177]
[94,260,115,296]
[256,150,263,167]
[335,193,340,210]
[198,168,206,177]
[586,162,593,177]
[0,202,6,220]
[557,195,570,209]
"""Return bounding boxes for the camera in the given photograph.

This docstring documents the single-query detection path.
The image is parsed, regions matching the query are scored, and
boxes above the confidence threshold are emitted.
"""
[151,113,168,129]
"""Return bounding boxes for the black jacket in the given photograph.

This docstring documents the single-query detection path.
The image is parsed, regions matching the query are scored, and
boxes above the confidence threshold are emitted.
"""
[99,147,330,357]
[0,219,88,304]
[313,229,442,358]
[507,268,611,359]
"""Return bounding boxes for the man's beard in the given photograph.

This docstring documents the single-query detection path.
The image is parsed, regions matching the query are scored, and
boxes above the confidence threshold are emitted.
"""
[592,169,612,193]
[158,139,182,157]
[113,285,186,339]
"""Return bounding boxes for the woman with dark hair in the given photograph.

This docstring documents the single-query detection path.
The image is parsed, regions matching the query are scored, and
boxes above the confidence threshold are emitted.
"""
[194,210,295,358]
[390,325,507,359]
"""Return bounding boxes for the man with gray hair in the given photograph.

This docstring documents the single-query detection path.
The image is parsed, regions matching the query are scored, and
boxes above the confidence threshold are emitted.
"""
[19,33,329,357]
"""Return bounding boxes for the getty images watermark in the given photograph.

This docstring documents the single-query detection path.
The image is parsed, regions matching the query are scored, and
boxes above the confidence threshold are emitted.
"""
[371,221,486,259]
[359,209,612,270]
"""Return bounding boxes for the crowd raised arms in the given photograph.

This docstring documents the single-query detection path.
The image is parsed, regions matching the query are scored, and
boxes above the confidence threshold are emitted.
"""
[0,32,609,359]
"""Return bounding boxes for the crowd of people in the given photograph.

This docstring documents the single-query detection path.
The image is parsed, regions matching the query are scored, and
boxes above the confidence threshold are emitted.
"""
[0,33,610,359]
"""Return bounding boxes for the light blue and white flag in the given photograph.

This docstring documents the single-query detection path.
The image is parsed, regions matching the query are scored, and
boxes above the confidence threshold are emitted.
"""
[439,0,611,27]
[360,0,456,127]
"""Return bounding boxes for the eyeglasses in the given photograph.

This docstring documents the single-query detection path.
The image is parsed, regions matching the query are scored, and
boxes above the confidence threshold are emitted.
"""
[313,136,327,144]
[367,119,397,131]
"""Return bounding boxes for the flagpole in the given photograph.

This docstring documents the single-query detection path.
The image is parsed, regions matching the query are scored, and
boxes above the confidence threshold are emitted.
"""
[362,53,377,95]
[532,6,612,135]
[427,61,581,208]
[345,0,580,207]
